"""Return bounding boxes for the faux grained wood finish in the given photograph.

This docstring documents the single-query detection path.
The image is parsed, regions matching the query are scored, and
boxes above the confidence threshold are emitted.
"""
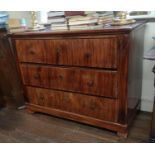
[20,64,117,98]
[116,34,130,124]
[9,21,145,38]
[10,21,146,135]
[15,38,117,69]
[26,87,117,122]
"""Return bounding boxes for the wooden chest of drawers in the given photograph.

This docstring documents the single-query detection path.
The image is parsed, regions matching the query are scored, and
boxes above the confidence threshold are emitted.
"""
[10,21,145,136]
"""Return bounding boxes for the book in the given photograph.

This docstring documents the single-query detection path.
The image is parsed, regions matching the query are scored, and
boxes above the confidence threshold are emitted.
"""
[65,11,84,16]
[47,11,65,18]
[97,12,114,24]
[52,27,68,31]
[96,11,111,14]
[68,16,97,22]
[48,17,66,24]
[84,11,96,15]
[52,23,67,27]
[51,22,68,31]
[51,25,68,31]
[68,18,98,26]
[69,24,104,30]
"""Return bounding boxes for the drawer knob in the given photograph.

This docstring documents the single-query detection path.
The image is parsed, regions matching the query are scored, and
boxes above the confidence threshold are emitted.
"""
[89,102,96,110]
[58,75,63,80]
[34,73,40,80]
[64,95,69,102]
[29,50,35,55]
[56,47,61,53]
[84,52,92,59]
[87,81,94,87]
[56,47,62,63]
[40,96,44,100]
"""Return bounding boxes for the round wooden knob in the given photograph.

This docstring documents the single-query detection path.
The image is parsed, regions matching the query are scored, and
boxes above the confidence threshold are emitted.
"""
[29,50,35,55]
[87,81,94,87]
[56,47,61,53]
[33,73,40,80]
[84,52,92,59]
[58,75,63,80]
[89,102,96,110]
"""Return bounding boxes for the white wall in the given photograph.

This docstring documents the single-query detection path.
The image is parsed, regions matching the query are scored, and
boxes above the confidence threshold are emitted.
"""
[141,22,155,112]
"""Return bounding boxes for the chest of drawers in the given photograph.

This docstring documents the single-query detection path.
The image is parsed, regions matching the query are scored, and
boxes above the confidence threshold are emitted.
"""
[10,21,145,136]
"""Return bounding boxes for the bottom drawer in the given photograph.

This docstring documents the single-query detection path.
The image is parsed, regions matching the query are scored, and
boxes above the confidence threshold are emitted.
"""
[26,87,117,122]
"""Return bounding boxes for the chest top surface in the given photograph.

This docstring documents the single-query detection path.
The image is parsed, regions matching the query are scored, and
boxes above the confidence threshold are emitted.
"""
[9,21,146,39]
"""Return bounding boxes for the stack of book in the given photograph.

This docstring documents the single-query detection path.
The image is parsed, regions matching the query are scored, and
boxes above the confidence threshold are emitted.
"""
[84,11,99,17]
[48,11,68,31]
[47,11,66,23]
[68,16,98,26]
[51,23,68,31]
[67,11,102,30]
[48,11,114,31]
[97,11,114,25]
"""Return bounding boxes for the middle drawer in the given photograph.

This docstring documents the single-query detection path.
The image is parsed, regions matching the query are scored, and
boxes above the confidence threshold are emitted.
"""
[20,64,118,98]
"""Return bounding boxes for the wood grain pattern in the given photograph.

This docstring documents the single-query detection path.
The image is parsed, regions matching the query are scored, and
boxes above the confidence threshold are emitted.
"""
[15,38,117,69]
[26,86,117,122]
[117,34,130,124]
[9,21,146,135]
[20,64,118,98]
[9,21,145,39]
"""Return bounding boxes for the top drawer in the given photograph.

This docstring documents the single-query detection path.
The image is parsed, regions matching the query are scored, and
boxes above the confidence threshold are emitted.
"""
[15,37,118,69]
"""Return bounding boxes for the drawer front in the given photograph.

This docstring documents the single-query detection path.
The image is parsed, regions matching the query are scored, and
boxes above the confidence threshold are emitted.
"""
[27,87,117,122]
[20,64,117,98]
[15,38,117,69]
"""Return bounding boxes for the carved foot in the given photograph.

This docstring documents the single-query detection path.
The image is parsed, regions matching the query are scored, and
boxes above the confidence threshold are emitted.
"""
[117,132,128,138]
